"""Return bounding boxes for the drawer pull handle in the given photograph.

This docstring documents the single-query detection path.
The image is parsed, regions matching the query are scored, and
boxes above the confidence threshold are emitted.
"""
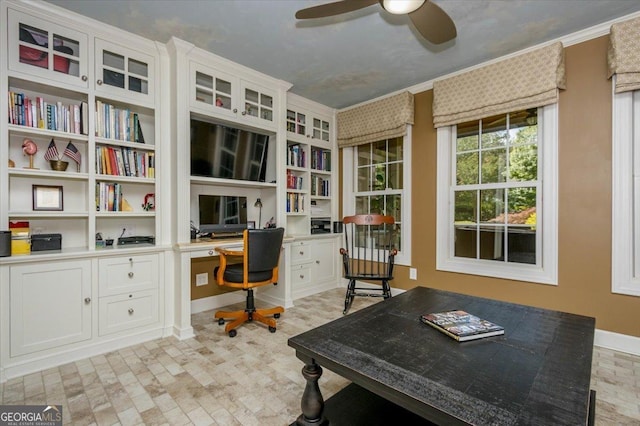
[208,250,214,256]
[84,297,91,304]
[128,308,134,315]
[300,274,304,279]
[299,251,304,255]
[128,272,134,278]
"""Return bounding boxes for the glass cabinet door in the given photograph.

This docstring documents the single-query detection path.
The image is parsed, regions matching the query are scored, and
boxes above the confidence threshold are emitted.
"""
[190,62,238,120]
[243,86,274,123]
[8,9,88,89]
[286,109,306,136]
[312,117,330,142]
[95,39,155,106]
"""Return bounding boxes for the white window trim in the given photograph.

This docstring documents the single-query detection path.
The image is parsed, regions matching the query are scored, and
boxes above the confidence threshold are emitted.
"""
[342,127,412,266]
[436,105,558,285]
[612,88,640,296]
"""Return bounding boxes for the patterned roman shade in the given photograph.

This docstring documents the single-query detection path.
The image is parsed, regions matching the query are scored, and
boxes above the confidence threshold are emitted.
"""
[608,16,640,94]
[337,91,414,147]
[432,42,566,128]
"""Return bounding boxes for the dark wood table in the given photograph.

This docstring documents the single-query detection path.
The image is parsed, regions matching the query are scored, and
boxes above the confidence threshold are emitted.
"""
[288,287,596,425]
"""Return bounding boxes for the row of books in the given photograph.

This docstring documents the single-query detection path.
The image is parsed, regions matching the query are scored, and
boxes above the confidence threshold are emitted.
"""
[310,148,331,172]
[286,193,305,213]
[287,144,306,168]
[95,100,145,143]
[96,182,125,212]
[96,146,155,178]
[310,176,330,197]
[286,170,303,190]
[7,91,88,135]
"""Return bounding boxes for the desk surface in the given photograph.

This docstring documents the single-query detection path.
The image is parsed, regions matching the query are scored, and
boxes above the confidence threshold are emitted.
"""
[288,287,595,425]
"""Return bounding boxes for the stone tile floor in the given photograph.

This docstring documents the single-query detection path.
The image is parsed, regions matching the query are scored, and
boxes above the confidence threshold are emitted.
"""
[1,288,639,425]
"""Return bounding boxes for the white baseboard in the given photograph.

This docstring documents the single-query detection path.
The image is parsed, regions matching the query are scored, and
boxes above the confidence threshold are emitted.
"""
[190,291,245,314]
[594,329,640,356]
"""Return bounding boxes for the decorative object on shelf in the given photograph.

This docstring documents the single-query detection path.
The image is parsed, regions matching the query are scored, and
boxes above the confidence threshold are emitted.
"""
[8,159,15,168]
[22,138,38,169]
[64,141,81,172]
[254,198,263,228]
[32,184,63,211]
[142,193,155,211]
[43,139,68,171]
[122,198,134,212]
[247,221,256,229]
[50,160,69,171]
[95,232,106,248]
[216,97,223,107]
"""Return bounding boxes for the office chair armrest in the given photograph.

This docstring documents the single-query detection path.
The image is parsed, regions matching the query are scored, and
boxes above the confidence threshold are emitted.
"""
[215,247,244,257]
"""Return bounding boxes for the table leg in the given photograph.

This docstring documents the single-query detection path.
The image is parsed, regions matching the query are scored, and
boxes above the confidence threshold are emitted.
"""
[296,361,328,426]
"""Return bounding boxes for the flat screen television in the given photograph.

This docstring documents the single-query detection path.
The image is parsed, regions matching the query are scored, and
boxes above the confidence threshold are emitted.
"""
[191,119,270,182]
[198,195,248,235]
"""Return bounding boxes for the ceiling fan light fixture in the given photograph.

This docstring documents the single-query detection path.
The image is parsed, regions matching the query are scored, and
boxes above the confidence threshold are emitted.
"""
[381,0,425,15]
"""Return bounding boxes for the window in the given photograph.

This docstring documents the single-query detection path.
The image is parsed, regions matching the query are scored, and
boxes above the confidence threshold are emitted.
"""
[342,130,412,265]
[437,106,558,284]
[612,88,640,296]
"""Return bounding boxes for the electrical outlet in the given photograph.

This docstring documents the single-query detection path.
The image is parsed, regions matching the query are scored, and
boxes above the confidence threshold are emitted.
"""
[195,273,208,286]
[409,268,417,280]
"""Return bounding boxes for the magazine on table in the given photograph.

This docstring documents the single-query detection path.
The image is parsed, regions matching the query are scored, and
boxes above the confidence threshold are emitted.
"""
[420,310,504,342]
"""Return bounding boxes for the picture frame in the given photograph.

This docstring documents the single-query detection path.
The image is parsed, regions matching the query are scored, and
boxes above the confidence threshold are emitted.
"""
[247,221,256,229]
[33,185,63,211]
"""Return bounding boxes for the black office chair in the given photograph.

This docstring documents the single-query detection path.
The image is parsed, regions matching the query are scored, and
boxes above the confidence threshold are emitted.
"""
[214,227,285,337]
[340,214,397,314]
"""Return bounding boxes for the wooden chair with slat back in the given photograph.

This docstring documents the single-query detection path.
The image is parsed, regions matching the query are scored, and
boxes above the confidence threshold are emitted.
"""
[340,214,398,314]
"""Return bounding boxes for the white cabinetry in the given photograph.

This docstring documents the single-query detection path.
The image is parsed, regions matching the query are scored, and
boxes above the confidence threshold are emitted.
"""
[285,93,337,236]
[7,8,89,89]
[98,254,160,336]
[9,260,92,357]
[1,0,167,382]
[289,236,339,300]
[190,61,277,130]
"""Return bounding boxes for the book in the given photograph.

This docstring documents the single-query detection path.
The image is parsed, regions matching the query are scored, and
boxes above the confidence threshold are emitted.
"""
[420,310,504,342]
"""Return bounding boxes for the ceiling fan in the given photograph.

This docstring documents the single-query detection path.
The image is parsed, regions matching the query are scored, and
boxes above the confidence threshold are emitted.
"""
[295,0,457,44]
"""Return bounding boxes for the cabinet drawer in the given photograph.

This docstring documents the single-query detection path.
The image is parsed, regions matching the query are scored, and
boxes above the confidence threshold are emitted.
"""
[290,241,311,264]
[99,254,158,296]
[99,290,158,336]
[290,263,312,288]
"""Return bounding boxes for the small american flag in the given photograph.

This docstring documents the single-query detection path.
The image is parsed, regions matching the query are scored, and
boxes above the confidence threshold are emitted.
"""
[44,139,60,161]
[64,141,81,166]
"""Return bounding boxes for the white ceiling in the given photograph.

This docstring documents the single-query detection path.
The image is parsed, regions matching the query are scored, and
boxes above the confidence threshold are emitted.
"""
[46,0,640,109]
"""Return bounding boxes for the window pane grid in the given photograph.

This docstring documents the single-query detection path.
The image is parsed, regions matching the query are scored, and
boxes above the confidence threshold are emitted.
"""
[454,110,538,265]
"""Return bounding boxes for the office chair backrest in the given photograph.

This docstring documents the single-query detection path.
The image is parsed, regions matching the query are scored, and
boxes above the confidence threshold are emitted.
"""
[247,228,285,272]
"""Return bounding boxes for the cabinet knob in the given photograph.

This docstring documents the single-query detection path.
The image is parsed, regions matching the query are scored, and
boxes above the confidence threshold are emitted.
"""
[316,260,320,264]
[129,258,133,263]
[128,308,134,315]
[300,274,304,279]
[97,79,103,85]
[299,251,304,255]
[128,272,134,278]
[233,108,238,113]
[81,75,88,82]
[241,111,246,116]
[208,250,214,256]
[84,297,91,304]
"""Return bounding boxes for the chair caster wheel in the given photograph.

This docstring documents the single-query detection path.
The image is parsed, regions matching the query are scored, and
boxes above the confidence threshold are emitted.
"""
[269,326,276,333]
[274,313,280,319]
[218,318,225,326]
[228,329,237,337]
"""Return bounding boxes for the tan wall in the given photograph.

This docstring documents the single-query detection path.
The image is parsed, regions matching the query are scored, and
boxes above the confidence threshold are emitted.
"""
[191,257,238,300]
[388,36,640,337]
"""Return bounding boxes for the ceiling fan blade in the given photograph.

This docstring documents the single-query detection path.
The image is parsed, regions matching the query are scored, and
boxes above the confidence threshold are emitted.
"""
[295,0,378,19]
[408,0,457,44]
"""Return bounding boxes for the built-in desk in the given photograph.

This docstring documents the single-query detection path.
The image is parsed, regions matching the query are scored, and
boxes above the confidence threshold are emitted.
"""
[172,236,295,340]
